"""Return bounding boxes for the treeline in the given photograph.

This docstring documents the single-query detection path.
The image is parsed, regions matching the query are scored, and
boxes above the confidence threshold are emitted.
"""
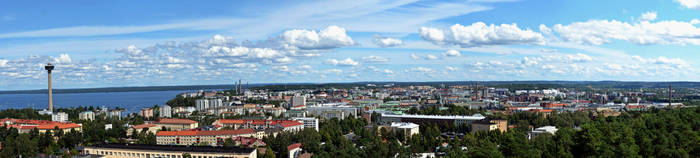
[166,95,202,107]
[265,107,699,158]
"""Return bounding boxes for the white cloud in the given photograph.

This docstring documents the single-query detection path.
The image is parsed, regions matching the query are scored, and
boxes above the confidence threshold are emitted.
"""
[0,59,8,67]
[520,53,593,66]
[362,55,389,62]
[373,36,403,47]
[631,55,689,68]
[639,11,657,21]
[54,54,72,63]
[425,54,439,60]
[410,53,420,60]
[442,49,461,57]
[676,0,700,9]
[278,25,354,50]
[409,67,433,72]
[299,65,313,69]
[551,12,700,45]
[420,22,545,47]
[445,66,458,71]
[326,58,359,66]
[383,69,394,74]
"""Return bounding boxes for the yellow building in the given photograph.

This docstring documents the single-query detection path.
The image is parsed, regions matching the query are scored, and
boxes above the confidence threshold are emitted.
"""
[471,119,507,133]
[83,144,256,158]
[154,118,198,131]
[127,124,161,136]
[156,129,262,146]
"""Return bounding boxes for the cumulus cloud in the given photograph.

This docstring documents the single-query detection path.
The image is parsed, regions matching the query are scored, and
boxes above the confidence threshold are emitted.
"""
[445,66,458,71]
[551,12,700,45]
[326,58,359,66]
[276,25,355,50]
[420,22,545,47]
[442,49,461,57]
[639,11,657,21]
[676,0,700,9]
[373,36,403,47]
[362,55,389,62]
[0,26,359,88]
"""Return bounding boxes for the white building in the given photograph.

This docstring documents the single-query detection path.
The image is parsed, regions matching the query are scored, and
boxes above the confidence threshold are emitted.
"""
[52,112,69,122]
[528,126,558,139]
[210,99,224,109]
[196,99,210,111]
[380,122,420,137]
[291,96,306,106]
[160,105,172,118]
[292,117,319,131]
[79,111,95,121]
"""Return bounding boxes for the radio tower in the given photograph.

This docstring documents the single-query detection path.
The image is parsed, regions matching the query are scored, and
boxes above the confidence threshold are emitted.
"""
[45,63,55,112]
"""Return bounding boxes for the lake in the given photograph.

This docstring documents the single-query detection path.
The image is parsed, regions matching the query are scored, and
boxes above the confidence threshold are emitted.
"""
[0,90,192,114]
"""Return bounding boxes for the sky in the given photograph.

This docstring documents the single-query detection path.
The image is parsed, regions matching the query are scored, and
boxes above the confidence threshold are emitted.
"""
[1,0,700,90]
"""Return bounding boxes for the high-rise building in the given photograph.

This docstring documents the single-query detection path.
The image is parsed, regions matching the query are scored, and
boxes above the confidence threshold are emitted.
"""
[196,99,210,111]
[160,105,172,118]
[290,96,305,107]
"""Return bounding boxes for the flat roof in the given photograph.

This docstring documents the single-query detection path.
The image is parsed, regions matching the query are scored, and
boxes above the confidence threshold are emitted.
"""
[381,113,485,120]
[86,144,256,154]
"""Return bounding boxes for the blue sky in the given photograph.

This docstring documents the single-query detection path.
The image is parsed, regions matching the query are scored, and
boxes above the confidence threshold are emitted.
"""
[1,0,700,90]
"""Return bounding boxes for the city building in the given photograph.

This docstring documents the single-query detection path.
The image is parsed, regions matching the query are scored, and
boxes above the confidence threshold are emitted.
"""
[139,108,154,119]
[79,111,95,121]
[52,112,69,122]
[0,119,81,133]
[379,113,485,126]
[471,119,508,133]
[528,126,558,139]
[82,143,257,158]
[108,109,122,120]
[378,122,420,137]
[156,129,261,146]
[160,105,172,118]
[127,124,161,136]
[154,118,199,131]
[306,106,358,120]
[288,143,303,158]
[291,96,306,107]
[196,99,210,111]
[292,117,319,131]
[212,119,305,132]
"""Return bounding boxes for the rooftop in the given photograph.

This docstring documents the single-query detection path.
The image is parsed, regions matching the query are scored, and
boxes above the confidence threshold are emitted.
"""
[1,119,81,130]
[156,118,197,124]
[156,128,256,136]
[86,143,255,154]
[381,113,486,120]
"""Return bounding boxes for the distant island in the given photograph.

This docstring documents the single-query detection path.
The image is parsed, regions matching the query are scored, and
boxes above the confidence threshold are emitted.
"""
[1,81,699,94]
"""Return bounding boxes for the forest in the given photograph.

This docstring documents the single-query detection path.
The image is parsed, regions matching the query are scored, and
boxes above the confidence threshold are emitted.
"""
[0,106,697,157]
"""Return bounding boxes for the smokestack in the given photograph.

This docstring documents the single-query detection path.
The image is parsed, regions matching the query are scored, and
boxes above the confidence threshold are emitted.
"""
[44,63,55,112]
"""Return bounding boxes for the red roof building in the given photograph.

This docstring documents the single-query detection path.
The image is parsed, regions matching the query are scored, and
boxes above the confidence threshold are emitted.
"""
[0,119,82,133]
[212,119,304,132]
[156,129,262,146]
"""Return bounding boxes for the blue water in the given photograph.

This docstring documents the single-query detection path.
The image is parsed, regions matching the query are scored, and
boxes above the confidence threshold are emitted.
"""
[0,90,191,114]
